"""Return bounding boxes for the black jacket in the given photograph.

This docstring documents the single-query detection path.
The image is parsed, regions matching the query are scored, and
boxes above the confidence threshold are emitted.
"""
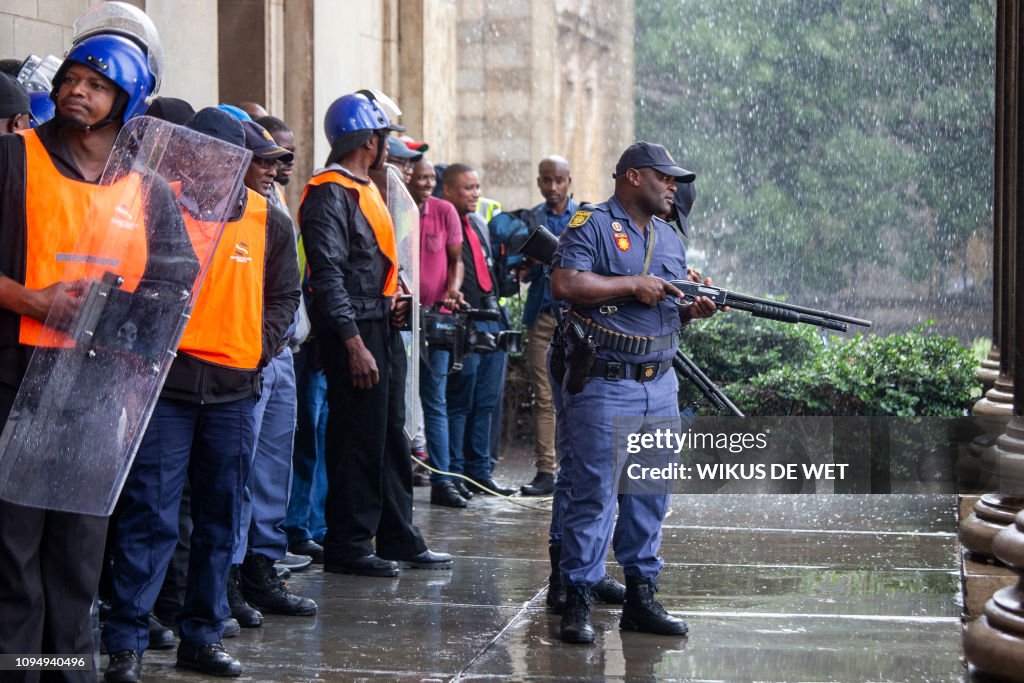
[299,167,396,341]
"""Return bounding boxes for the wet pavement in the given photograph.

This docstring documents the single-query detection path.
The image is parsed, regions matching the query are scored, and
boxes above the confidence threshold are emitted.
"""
[129,454,962,682]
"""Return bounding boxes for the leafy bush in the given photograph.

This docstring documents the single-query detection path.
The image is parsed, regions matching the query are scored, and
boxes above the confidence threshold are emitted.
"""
[720,324,980,416]
[679,310,821,385]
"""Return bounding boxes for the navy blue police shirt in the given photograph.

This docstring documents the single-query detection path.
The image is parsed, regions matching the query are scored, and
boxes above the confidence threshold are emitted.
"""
[552,195,688,365]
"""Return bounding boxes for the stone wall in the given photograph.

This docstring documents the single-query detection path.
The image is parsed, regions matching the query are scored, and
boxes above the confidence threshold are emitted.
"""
[452,0,634,210]
[0,0,634,212]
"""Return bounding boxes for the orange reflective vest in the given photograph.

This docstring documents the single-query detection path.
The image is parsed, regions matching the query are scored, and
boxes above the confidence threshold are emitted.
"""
[301,170,398,296]
[18,128,149,347]
[177,189,267,370]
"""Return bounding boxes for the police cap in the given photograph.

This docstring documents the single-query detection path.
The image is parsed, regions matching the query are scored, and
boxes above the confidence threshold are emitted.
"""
[614,141,695,183]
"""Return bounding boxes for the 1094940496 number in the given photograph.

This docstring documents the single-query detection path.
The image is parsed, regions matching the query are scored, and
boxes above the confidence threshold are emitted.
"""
[2,656,90,671]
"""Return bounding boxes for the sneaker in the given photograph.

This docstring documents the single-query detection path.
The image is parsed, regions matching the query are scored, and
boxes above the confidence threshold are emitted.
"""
[275,552,312,572]
[288,540,325,564]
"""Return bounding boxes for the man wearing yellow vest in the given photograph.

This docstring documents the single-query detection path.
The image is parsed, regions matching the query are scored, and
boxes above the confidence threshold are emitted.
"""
[0,31,186,682]
[101,108,299,682]
[300,92,452,577]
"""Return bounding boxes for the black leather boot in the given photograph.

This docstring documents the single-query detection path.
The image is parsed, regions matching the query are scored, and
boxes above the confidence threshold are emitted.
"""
[545,544,566,613]
[176,641,241,677]
[521,471,555,496]
[227,565,263,627]
[104,651,142,683]
[619,576,688,635]
[559,584,595,644]
[591,574,626,604]
[240,554,318,616]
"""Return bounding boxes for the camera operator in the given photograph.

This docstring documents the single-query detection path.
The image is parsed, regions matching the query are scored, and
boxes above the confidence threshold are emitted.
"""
[441,164,516,497]
[407,157,469,508]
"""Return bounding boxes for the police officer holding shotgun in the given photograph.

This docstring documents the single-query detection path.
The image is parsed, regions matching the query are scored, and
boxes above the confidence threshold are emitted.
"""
[549,141,718,645]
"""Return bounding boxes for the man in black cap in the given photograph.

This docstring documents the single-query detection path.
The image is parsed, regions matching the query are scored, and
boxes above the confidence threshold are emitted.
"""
[0,72,30,134]
[549,141,717,645]
[103,107,299,681]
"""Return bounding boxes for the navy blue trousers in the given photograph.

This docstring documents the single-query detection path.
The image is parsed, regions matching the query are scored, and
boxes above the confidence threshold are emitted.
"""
[103,396,255,653]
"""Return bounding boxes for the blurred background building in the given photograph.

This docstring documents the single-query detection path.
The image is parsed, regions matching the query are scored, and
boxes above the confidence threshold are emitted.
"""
[0,0,634,212]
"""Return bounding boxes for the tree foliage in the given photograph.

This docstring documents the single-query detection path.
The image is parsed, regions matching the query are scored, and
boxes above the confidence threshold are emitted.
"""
[635,0,994,298]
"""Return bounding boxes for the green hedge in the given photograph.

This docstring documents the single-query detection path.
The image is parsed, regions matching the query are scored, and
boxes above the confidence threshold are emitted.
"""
[680,316,980,417]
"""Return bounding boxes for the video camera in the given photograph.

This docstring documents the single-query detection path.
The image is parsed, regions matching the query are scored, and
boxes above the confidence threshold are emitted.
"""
[422,296,522,373]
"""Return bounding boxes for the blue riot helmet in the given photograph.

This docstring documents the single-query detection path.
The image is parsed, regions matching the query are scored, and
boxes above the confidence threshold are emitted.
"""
[72,1,163,98]
[324,92,405,146]
[49,33,156,126]
[324,91,405,167]
[28,90,54,127]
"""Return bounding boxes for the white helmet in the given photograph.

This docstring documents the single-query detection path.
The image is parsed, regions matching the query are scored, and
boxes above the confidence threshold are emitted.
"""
[72,1,164,101]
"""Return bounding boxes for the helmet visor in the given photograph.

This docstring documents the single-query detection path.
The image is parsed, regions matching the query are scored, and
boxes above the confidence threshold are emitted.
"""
[72,2,163,97]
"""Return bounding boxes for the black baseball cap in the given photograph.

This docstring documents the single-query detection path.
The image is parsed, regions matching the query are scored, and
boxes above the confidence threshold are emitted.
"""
[0,72,30,118]
[145,96,195,125]
[242,120,294,162]
[185,107,245,149]
[613,141,695,183]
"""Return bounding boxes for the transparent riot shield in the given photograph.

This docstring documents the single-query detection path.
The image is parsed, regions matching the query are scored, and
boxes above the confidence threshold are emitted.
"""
[386,164,421,442]
[0,116,251,515]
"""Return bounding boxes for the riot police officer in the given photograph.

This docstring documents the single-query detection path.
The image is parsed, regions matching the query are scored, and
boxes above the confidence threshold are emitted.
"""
[550,141,717,644]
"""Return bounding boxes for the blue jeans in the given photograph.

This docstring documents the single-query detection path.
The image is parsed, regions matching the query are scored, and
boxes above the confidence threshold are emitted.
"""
[446,321,507,481]
[235,348,297,563]
[283,347,328,546]
[420,349,452,484]
[104,397,255,652]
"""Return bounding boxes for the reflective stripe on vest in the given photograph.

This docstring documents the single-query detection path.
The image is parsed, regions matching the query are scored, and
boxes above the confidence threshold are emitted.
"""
[300,170,398,296]
[476,197,503,224]
[177,188,267,370]
[19,128,149,347]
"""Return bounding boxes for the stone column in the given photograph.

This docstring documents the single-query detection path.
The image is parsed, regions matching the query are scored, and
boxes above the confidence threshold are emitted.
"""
[964,3,1024,676]
[397,0,458,162]
[965,510,1024,680]
[961,0,1016,493]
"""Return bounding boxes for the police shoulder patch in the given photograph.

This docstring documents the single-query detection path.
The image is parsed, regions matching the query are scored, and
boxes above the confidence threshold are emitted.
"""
[567,210,592,229]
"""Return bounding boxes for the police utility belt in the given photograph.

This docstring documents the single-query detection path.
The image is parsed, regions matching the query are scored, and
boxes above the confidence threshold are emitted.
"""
[556,311,677,394]
[570,311,678,356]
